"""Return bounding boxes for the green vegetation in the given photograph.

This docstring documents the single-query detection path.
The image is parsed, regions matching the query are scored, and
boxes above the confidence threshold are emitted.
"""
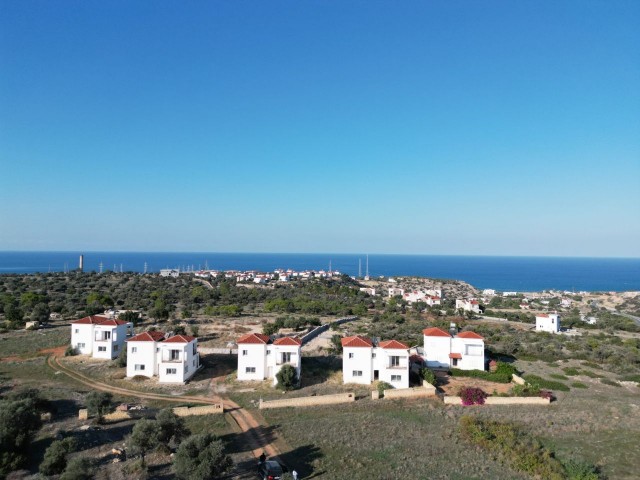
[60,456,94,480]
[419,367,436,386]
[276,364,299,391]
[459,416,600,480]
[85,391,114,421]
[173,433,232,480]
[39,437,77,475]
[0,392,43,475]
[522,374,570,392]
[450,362,516,384]
[599,378,621,387]
[571,382,588,389]
[128,418,162,465]
[563,367,581,376]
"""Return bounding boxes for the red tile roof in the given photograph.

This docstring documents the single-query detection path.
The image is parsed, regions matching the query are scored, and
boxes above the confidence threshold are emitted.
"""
[449,352,462,359]
[237,333,270,344]
[456,331,484,340]
[537,313,549,317]
[422,327,451,337]
[71,315,110,325]
[341,335,373,348]
[96,319,129,326]
[378,340,409,350]
[273,336,302,346]
[164,334,197,343]
[128,331,166,342]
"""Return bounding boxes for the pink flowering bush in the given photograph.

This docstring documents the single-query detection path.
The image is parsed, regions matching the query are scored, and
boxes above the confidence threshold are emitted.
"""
[459,387,488,406]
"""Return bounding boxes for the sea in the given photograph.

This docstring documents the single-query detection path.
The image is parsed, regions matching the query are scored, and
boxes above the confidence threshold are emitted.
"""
[0,252,638,293]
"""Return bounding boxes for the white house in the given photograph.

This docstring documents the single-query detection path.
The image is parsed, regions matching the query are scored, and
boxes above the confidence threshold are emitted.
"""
[236,334,302,385]
[157,335,200,383]
[70,315,133,359]
[422,327,485,371]
[126,330,167,378]
[425,296,441,307]
[455,299,481,314]
[360,287,376,296]
[160,269,180,277]
[341,336,409,389]
[388,287,405,297]
[536,313,561,333]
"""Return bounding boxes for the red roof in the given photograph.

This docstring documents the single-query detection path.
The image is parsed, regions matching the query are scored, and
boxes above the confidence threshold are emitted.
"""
[96,319,128,326]
[449,352,462,359]
[273,336,302,346]
[128,331,166,342]
[341,335,373,348]
[422,327,451,337]
[537,313,549,318]
[164,334,197,343]
[71,315,110,325]
[378,340,409,350]
[456,331,484,340]
[470,300,479,304]
[237,333,270,344]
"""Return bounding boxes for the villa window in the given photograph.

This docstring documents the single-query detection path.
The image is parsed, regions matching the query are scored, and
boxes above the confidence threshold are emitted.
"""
[266,349,271,355]
[77,343,85,349]
[391,375,402,382]
[246,367,256,373]
[166,368,177,375]
[134,364,145,371]
[132,347,137,353]
[281,352,292,364]
[98,346,106,352]
[390,356,400,367]
[242,350,248,356]
[113,345,119,352]
[353,370,362,377]
[372,353,376,358]
[348,353,354,359]
[169,349,180,361]
[74,329,79,334]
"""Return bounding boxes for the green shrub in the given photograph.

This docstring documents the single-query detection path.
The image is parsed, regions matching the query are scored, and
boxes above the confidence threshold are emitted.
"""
[64,345,77,356]
[419,368,436,386]
[276,364,299,391]
[580,370,604,378]
[377,381,393,397]
[522,374,570,392]
[562,457,600,480]
[581,361,601,369]
[563,367,581,376]
[571,382,588,389]
[618,374,640,383]
[60,456,93,480]
[550,373,569,380]
[40,437,77,475]
[450,367,512,383]
[173,433,232,480]
[600,378,621,387]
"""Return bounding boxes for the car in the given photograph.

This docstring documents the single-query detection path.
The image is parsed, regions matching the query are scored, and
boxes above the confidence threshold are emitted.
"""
[257,460,285,480]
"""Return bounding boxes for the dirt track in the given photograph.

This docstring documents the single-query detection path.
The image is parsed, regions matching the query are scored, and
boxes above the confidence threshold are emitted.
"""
[47,354,281,460]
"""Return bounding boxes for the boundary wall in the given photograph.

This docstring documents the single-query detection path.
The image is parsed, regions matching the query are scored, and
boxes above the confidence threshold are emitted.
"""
[381,384,437,400]
[443,396,551,406]
[259,392,355,409]
[172,404,224,416]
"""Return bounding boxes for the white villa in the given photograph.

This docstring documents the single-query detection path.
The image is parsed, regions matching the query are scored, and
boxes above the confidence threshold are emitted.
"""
[126,332,200,383]
[536,313,561,333]
[421,327,485,370]
[70,315,133,359]
[455,299,481,314]
[236,334,302,385]
[341,335,410,389]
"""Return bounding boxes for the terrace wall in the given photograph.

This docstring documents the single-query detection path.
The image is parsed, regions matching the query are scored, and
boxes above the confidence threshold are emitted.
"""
[259,392,355,409]
[382,384,437,400]
[172,404,224,416]
[443,396,551,406]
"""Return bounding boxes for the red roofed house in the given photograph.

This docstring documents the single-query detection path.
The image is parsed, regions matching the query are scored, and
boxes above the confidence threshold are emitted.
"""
[536,312,560,333]
[342,336,409,388]
[158,335,200,383]
[236,334,302,385]
[126,331,168,379]
[70,315,133,360]
[422,326,485,370]
[455,298,482,314]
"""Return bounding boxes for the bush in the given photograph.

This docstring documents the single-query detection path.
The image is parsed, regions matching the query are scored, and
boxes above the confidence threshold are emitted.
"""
[563,367,581,376]
[40,437,77,475]
[377,381,393,397]
[600,378,621,387]
[85,392,114,421]
[550,373,569,380]
[450,367,512,384]
[276,364,299,391]
[173,433,232,480]
[65,345,77,356]
[419,368,436,386]
[562,457,600,480]
[156,409,189,447]
[128,419,161,464]
[0,397,42,475]
[459,387,487,406]
[571,382,588,389]
[60,456,93,480]
[115,347,127,368]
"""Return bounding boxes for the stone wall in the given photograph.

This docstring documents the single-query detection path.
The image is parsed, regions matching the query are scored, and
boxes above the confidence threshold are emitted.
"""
[172,404,224,417]
[103,410,132,422]
[259,392,355,409]
[382,384,437,400]
[443,396,551,405]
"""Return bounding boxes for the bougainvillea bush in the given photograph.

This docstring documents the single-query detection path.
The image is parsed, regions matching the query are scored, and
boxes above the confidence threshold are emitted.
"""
[459,387,488,406]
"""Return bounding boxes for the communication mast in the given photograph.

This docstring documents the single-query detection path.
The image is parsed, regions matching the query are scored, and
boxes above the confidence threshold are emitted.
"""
[143,262,148,274]
[99,261,103,274]
[364,254,370,281]
[358,258,362,278]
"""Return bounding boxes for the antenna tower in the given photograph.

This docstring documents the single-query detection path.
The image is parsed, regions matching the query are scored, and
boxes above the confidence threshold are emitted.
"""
[358,258,362,278]
[99,261,103,274]
[365,254,369,279]
[143,262,148,274]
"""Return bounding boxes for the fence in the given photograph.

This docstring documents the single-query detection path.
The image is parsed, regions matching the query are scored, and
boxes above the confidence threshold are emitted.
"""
[259,392,355,409]
[199,347,238,355]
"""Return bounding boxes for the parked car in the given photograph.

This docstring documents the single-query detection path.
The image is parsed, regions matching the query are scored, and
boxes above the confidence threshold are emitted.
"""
[257,460,285,480]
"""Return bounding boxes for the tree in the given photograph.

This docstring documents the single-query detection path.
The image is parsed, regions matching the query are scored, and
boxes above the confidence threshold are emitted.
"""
[40,437,77,475]
[420,368,437,386]
[85,392,113,422]
[128,419,161,465]
[4,303,23,325]
[156,409,189,447]
[31,302,50,324]
[115,346,127,368]
[60,456,93,480]
[173,433,232,480]
[276,364,298,391]
[118,310,141,326]
[0,397,42,475]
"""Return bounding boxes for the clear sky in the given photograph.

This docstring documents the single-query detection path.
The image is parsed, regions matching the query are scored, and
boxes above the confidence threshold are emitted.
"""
[1,1,639,257]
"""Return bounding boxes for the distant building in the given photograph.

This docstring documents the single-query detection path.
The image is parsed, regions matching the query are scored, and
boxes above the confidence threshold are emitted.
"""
[483,289,496,296]
[455,299,481,314]
[160,269,180,277]
[536,313,560,333]
[421,327,485,370]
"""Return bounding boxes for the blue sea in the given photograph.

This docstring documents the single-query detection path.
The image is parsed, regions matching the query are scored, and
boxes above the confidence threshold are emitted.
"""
[0,252,638,293]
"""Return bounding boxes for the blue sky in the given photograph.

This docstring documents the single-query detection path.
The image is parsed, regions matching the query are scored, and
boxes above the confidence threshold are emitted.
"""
[1,1,639,256]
